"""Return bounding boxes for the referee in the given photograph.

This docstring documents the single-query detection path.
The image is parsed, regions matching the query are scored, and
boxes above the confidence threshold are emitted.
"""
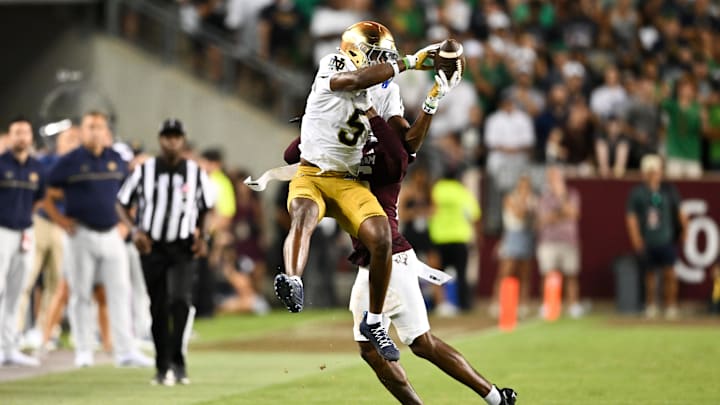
[117,119,214,386]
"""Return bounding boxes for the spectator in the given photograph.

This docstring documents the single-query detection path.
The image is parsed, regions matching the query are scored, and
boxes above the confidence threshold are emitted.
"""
[257,0,308,66]
[547,98,595,175]
[504,65,545,118]
[217,170,269,314]
[609,0,639,45]
[595,114,630,178]
[590,65,628,120]
[383,0,427,43]
[662,77,704,178]
[705,80,720,170]
[197,148,236,317]
[484,94,535,179]
[398,165,436,265]
[561,61,588,103]
[428,167,481,314]
[623,78,662,168]
[308,0,371,67]
[16,126,79,349]
[536,166,583,318]
[0,117,45,367]
[0,132,6,154]
[467,38,511,113]
[626,155,687,320]
[491,174,536,319]
[535,84,569,162]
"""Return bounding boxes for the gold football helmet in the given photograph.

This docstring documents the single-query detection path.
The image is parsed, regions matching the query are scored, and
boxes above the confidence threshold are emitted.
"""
[340,21,399,68]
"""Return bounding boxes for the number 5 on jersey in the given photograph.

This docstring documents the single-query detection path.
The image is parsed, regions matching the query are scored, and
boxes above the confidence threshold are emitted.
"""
[338,108,367,146]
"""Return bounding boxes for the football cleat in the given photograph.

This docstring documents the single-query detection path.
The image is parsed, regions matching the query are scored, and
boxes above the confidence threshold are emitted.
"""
[359,311,400,362]
[274,273,304,313]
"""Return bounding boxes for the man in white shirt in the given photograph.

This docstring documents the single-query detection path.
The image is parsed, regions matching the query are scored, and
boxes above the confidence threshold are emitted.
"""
[590,65,628,120]
[484,95,535,178]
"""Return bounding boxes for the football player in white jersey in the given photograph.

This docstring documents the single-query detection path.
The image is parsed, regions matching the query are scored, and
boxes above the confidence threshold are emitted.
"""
[275,21,438,361]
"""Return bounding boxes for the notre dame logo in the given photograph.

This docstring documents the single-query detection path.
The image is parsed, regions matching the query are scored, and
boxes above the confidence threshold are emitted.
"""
[107,161,117,171]
[29,172,39,183]
[329,56,345,71]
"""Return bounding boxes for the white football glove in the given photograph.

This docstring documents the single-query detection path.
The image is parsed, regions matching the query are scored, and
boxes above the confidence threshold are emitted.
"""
[352,89,373,112]
[402,42,442,71]
[422,70,462,115]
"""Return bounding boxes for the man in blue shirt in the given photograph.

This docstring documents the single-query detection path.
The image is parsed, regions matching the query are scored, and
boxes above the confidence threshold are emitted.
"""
[0,117,44,367]
[44,111,152,368]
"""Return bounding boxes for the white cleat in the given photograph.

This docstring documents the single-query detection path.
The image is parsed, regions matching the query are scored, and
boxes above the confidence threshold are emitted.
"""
[74,350,95,368]
[5,350,41,367]
[116,351,153,368]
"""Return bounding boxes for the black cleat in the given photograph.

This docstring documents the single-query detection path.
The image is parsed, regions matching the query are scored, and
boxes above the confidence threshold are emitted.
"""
[359,311,400,362]
[274,274,304,312]
[500,387,518,405]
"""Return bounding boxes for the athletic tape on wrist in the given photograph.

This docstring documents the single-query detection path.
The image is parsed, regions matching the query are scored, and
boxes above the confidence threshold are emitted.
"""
[388,60,400,77]
[422,97,438,115]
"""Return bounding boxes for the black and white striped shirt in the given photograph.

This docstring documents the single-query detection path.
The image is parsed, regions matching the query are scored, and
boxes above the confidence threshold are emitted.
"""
[117,157,214,243]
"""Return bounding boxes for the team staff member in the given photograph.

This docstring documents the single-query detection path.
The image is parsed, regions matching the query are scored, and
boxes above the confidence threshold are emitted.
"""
[0,117,44,367]
[45,111,152,368]
[117,119,214,386]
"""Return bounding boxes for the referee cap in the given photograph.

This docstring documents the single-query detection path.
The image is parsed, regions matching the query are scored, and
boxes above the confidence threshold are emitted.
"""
[159,118,185,136]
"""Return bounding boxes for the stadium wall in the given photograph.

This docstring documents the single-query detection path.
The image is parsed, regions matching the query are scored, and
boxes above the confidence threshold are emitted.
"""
[477,177,720,301]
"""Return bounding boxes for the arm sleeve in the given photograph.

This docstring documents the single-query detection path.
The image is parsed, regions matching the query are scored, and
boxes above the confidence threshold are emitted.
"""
[117,165,142,207]
[369,116,407,183]
[313,53,353,93]
[626,187,639,214]
[34,166,46,202]
[47,155,70,187]
[198,167,216,212]
[284,137,301,164]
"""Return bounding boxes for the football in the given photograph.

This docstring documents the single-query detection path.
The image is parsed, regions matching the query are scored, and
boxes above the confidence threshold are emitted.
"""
[434,39,466,79]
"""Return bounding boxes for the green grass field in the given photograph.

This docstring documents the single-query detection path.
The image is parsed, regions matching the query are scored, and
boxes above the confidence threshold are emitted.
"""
[1,310,718,404]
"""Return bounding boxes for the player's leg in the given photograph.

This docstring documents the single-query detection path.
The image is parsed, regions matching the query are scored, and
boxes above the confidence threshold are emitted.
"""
[167,254,195,384]
[99,230,149,366]
[283,197,321,278]
[349,265,421,403]
[663,265,678,318]
[275,168,326,312]
[66,228,97,366]
[141,249,171,375]
[356,216,392,315]
[409,333,516,404]
[93,286,112,352]
[2,232,39,366]
[359,342,422,404]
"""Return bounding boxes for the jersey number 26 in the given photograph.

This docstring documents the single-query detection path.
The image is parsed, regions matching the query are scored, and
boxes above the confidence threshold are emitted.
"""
[338,109,366,146]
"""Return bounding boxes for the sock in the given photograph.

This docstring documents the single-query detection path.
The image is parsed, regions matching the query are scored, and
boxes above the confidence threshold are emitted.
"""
[483,385,502,405]
[290,275,303,286]
[366,312,383,325]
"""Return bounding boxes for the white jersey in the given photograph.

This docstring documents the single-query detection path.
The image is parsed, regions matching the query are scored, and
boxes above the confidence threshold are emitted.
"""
[300,52,371,174]
[369,80,404,122]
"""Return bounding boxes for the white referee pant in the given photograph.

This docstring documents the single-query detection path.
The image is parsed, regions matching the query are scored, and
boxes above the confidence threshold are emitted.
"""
[66,225,134,359]
[0,226,34,357]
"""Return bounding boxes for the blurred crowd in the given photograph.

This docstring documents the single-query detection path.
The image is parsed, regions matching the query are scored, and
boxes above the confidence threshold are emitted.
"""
[147,0,720,179]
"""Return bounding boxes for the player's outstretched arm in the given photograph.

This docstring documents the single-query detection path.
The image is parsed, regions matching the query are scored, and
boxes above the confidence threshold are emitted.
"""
[399,70,462,153]
[330,43,440,92]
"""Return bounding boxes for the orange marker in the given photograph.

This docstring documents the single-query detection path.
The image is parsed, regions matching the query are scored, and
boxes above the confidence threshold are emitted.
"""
[543,271,563,321]
[498,276,519,331]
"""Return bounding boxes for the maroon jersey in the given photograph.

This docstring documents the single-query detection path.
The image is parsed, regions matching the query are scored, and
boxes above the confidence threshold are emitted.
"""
[283,116,414,267]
